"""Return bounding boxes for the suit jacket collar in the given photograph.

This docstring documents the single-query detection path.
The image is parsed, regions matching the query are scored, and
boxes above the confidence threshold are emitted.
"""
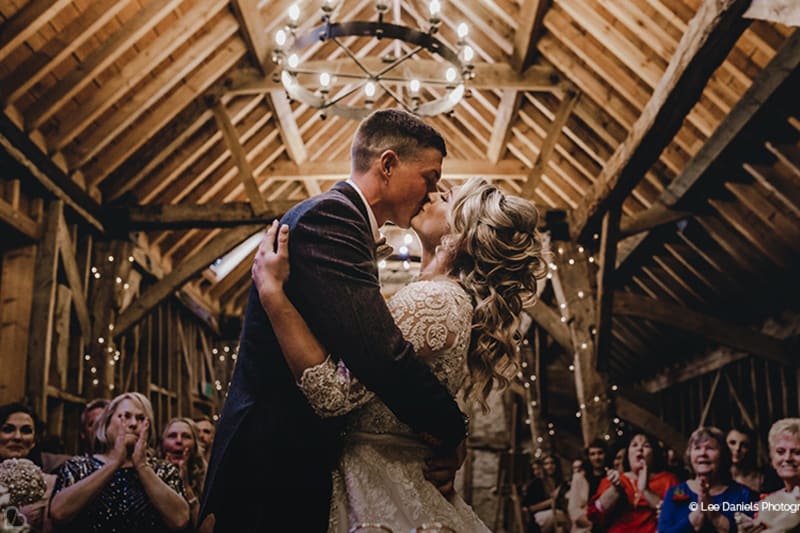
[335,181,381,243]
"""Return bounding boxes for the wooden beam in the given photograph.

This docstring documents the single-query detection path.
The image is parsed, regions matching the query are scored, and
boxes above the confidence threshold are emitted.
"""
[24,0,184,130]
[594,208,620,371]
[524,301,571,352]
[221,61,561,93]
[263,158,531,179]
[0,0,72,64]
[113,201,295,231]
[27,201,62,418]
[212,101,268,214]
[114,224,262,336]
[613,291,794,367]
[511,0,551,71]
[267,90,307,164]
[569,0,752,241]
[56,215,92,341]
[0,196,42,241]
[0,116,104,232]
[230,0,272,73]
[641,346,749,393]
[487,90,522,164]
[520,90,580,199]
[618,204,693,237]
[616,396,686,455]
[0,245,36,403]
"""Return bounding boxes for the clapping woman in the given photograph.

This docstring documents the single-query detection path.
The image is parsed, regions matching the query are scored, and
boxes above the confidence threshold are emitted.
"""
[159,417,206,526]
[49,393,189,532]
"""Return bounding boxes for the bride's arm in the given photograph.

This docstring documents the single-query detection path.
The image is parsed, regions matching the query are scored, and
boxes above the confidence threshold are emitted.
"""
[252,221,374,416]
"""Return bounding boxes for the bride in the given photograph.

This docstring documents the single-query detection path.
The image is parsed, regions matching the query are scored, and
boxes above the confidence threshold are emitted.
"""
[252,176,546,531]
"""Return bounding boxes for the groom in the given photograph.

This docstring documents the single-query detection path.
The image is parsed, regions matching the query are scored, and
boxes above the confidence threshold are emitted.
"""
[199,109,468,532]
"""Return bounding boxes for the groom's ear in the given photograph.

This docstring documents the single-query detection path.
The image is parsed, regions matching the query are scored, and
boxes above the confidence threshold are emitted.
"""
[379,150,398,179]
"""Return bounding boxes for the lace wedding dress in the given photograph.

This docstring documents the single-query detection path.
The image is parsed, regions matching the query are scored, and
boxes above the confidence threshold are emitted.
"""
[299,279,491,532]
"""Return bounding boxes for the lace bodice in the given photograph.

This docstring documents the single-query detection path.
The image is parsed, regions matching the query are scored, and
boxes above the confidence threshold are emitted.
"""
[298,279,473,435]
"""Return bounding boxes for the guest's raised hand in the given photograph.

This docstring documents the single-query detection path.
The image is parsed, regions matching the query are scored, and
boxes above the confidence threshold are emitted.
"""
[132,419,149,471]
[252,220,291,303]
[606,467,621,486]
[637,460,649,492]
[108,415,129,467]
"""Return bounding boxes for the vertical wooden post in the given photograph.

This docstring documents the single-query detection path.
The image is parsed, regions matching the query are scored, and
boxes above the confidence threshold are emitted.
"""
[595,207,620,370]
[0,245,36,404]
[27,200,63,419]
[552,241,611,444]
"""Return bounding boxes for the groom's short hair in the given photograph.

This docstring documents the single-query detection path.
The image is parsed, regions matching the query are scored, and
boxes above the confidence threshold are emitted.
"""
[351,109,446,173]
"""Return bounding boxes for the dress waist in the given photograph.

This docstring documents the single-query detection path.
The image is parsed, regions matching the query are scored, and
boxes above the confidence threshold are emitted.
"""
[345,431,430,451]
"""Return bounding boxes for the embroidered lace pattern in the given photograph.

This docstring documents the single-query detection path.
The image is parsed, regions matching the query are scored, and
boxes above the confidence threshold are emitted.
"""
[297,280,489,532]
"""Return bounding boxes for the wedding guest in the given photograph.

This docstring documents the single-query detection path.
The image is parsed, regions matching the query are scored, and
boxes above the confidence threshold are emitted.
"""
[194,417,215,463]
[159,418,206,525]
[523,454,569,533]
[50,392,189,532]
[739,418,800,533]
[727,427,763,492]
[612,445,625,473]
[567,439,608,533]
[0,402,56,531]
[588,432,678,532]
[79,399,108,454]
[658,426,757,533]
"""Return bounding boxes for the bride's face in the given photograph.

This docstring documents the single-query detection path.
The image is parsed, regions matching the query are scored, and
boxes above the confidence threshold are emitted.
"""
[411,188,453,249]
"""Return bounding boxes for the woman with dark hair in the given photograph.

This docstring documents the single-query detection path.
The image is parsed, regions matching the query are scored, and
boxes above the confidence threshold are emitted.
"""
[727,427,763,492]
[0,402,54,531]
[522,455,569,533]
[587,432,678,532]
[659,426,758,533]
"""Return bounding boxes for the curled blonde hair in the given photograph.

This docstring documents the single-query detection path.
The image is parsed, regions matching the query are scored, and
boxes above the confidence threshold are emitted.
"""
[159,417,207,497]
[442,177,547,409]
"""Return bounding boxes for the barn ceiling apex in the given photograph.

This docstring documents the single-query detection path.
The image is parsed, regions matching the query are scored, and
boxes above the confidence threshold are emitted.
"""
[1,0,798,388]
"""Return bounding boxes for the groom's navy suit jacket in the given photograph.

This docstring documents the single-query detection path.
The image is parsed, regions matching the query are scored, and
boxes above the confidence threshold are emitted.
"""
[199,182,467,532]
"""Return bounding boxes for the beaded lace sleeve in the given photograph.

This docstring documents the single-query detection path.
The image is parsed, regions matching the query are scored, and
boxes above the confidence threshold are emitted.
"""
[297,280,472,417]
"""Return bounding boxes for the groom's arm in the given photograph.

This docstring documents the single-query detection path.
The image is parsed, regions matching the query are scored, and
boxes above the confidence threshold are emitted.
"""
[286,199,467,448]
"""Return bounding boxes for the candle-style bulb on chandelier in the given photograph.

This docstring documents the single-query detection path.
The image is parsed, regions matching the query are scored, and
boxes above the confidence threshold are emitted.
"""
[271,0,475,120]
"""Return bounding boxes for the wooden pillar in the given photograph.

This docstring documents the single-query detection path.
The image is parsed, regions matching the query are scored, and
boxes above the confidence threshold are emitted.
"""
[0,244,36,403]
[552,241,611,444]
[27,200,62,419]
[595,207,620,370]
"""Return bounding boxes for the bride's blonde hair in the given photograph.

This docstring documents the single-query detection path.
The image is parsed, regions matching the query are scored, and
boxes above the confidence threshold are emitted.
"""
[441,177,547,410]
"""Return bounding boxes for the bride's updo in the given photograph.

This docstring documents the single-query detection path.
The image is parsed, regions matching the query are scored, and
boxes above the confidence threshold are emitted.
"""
[442,177,547,409]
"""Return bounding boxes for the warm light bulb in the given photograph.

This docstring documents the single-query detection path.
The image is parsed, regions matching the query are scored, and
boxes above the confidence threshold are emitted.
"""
[320,72,331,87]
[287,53,299,69]
[445,67,457,83]
[403,233,413,245]
[457,23,469,40]
[429,0,441,16]
[288,4,300,23]
[364,81,376,98]
[409,79,420,93]
[462,45,474,62]
[275,29,287,47]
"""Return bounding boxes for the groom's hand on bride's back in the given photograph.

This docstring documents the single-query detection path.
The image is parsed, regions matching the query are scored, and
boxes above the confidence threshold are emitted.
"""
[422,438,467,499]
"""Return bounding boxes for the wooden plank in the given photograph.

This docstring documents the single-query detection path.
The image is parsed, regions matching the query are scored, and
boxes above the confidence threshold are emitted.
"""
[616,396,686,455]
[641,347,749,393]
[56,214,92,340]
[230,0,272,72]
[487,90,522,164]
[84,39,246,185]
[0,195,42,241]
[0,0,72,64]
[27,201,62,418]
[24,0,184,130]
[51,284,72,391]
[222,61,561,93]
[613,291,793,367]
[523,301,571,352]
[212,101,268,214]
[594,208,620,371]
[0,117,104,232]
[520,90,580,199]
[0,245,36,404]
[1,0,126,106]
[511,0,551,71]
[618,204,692,237]
[114,224,262,335]
[113,201,294,231]
[54,2,233,156]
[569,0,752,241]
[268,90,307,165]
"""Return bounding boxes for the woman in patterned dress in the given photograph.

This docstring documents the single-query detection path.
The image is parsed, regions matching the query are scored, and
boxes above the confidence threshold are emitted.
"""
[49,393,189,532]
[252,176,546,531]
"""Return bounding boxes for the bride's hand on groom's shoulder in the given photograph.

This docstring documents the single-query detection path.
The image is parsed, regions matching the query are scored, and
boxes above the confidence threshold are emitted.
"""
[253,220,291,304]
